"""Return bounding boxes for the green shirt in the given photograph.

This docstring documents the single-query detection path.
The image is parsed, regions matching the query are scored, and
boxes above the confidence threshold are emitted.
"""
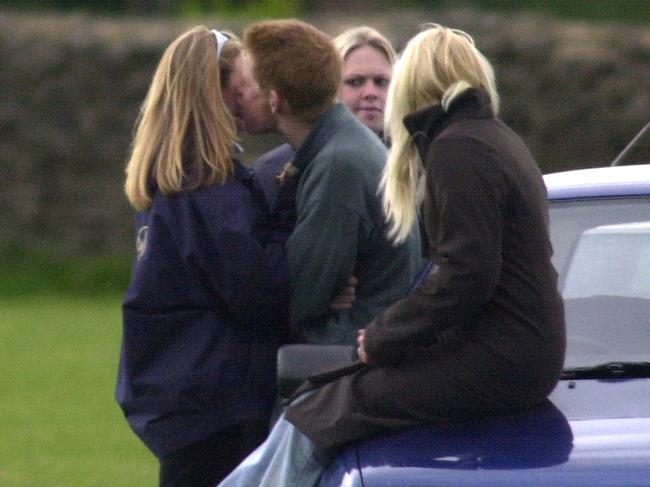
[287,103,423,344]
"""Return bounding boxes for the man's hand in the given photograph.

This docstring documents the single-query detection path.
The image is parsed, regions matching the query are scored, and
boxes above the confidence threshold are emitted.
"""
[357,328,376,365]
[329,276,358,311]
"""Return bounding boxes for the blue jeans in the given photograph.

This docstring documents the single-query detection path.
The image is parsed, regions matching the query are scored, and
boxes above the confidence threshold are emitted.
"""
[216,407,329,487]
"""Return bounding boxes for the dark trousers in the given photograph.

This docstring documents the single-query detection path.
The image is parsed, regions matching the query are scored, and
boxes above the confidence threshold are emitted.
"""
[159,421,268,487]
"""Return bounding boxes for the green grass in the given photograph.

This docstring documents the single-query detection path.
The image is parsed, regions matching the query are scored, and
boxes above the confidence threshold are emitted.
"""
[0,250,132,298]
[0,295,157,486]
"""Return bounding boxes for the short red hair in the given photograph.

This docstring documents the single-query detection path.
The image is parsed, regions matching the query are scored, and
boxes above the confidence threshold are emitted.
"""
[244,19,342,123]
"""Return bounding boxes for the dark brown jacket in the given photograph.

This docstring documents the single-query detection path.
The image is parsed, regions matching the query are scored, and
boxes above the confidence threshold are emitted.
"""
[285,89,566,453]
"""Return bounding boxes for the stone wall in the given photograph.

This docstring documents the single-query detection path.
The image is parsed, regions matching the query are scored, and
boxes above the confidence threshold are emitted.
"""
[1,9,649,256]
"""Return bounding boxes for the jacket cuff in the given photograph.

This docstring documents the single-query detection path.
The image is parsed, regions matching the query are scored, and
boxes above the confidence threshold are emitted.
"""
[363,313,408,365]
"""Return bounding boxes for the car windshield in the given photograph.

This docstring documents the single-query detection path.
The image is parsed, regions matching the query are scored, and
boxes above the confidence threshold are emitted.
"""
[549,196,650,368]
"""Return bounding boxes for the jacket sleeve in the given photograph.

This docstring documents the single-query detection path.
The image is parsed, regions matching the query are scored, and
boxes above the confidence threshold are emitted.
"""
[287,198,368,334]
[364,136,508,364]
[174,186,290,331]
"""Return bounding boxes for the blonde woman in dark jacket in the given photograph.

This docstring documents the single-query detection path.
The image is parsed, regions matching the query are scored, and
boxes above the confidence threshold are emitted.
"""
[218,23,565,487]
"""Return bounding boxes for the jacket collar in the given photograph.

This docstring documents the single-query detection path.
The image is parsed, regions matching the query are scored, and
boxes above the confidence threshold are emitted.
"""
[403,88,494,158]
[232,158,253,182]
[292,103,354,171]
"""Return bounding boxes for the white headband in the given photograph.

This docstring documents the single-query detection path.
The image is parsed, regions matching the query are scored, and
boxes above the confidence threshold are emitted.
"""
[211,29,230,58]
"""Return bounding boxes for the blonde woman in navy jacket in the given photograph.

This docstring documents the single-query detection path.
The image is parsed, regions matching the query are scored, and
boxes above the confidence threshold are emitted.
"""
[115,27,289,487]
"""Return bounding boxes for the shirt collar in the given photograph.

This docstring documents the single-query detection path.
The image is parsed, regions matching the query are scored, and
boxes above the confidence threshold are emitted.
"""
[402,88,494,157]
[292,103,353,172]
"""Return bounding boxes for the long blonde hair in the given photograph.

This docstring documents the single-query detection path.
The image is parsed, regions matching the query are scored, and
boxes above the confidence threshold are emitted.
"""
[382,24,499,243]
[125,26,241,211]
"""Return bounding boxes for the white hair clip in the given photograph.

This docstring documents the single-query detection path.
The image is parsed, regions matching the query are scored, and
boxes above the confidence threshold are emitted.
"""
[211,29,230,58]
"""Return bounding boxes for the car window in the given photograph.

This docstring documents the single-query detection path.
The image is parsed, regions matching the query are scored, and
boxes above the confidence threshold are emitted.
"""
[549,197,650,367]
[563,224,650,300]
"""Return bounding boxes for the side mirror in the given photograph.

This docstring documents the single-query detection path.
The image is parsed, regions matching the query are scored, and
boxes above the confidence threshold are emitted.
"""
[276,344,357,398]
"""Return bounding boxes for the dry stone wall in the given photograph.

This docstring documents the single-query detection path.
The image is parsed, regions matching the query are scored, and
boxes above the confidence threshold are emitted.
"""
[1,9,649,256]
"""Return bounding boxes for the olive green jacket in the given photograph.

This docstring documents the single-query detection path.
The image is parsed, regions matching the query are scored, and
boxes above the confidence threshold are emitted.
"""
[287,103,423,344]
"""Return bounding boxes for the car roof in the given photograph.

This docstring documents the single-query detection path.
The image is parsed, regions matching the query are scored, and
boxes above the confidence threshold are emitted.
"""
[544,164,650,200]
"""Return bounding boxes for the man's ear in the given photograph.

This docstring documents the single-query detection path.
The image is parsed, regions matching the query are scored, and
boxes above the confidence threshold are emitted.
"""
[269,89,282,114]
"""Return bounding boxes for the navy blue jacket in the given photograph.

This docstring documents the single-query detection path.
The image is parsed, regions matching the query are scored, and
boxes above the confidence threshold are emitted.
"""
[115,161,289,458]
[252,142,295,210]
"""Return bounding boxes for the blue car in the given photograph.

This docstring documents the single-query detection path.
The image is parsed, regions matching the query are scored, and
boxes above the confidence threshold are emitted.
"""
[310,163,650,487]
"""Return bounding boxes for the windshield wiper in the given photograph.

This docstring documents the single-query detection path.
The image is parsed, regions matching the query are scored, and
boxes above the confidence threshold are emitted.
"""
[562,361,650,380]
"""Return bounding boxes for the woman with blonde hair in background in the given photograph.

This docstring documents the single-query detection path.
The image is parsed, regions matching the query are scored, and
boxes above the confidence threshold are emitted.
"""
[115,26,289,487]
[217,23,565,487]
[334,25,396,139]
